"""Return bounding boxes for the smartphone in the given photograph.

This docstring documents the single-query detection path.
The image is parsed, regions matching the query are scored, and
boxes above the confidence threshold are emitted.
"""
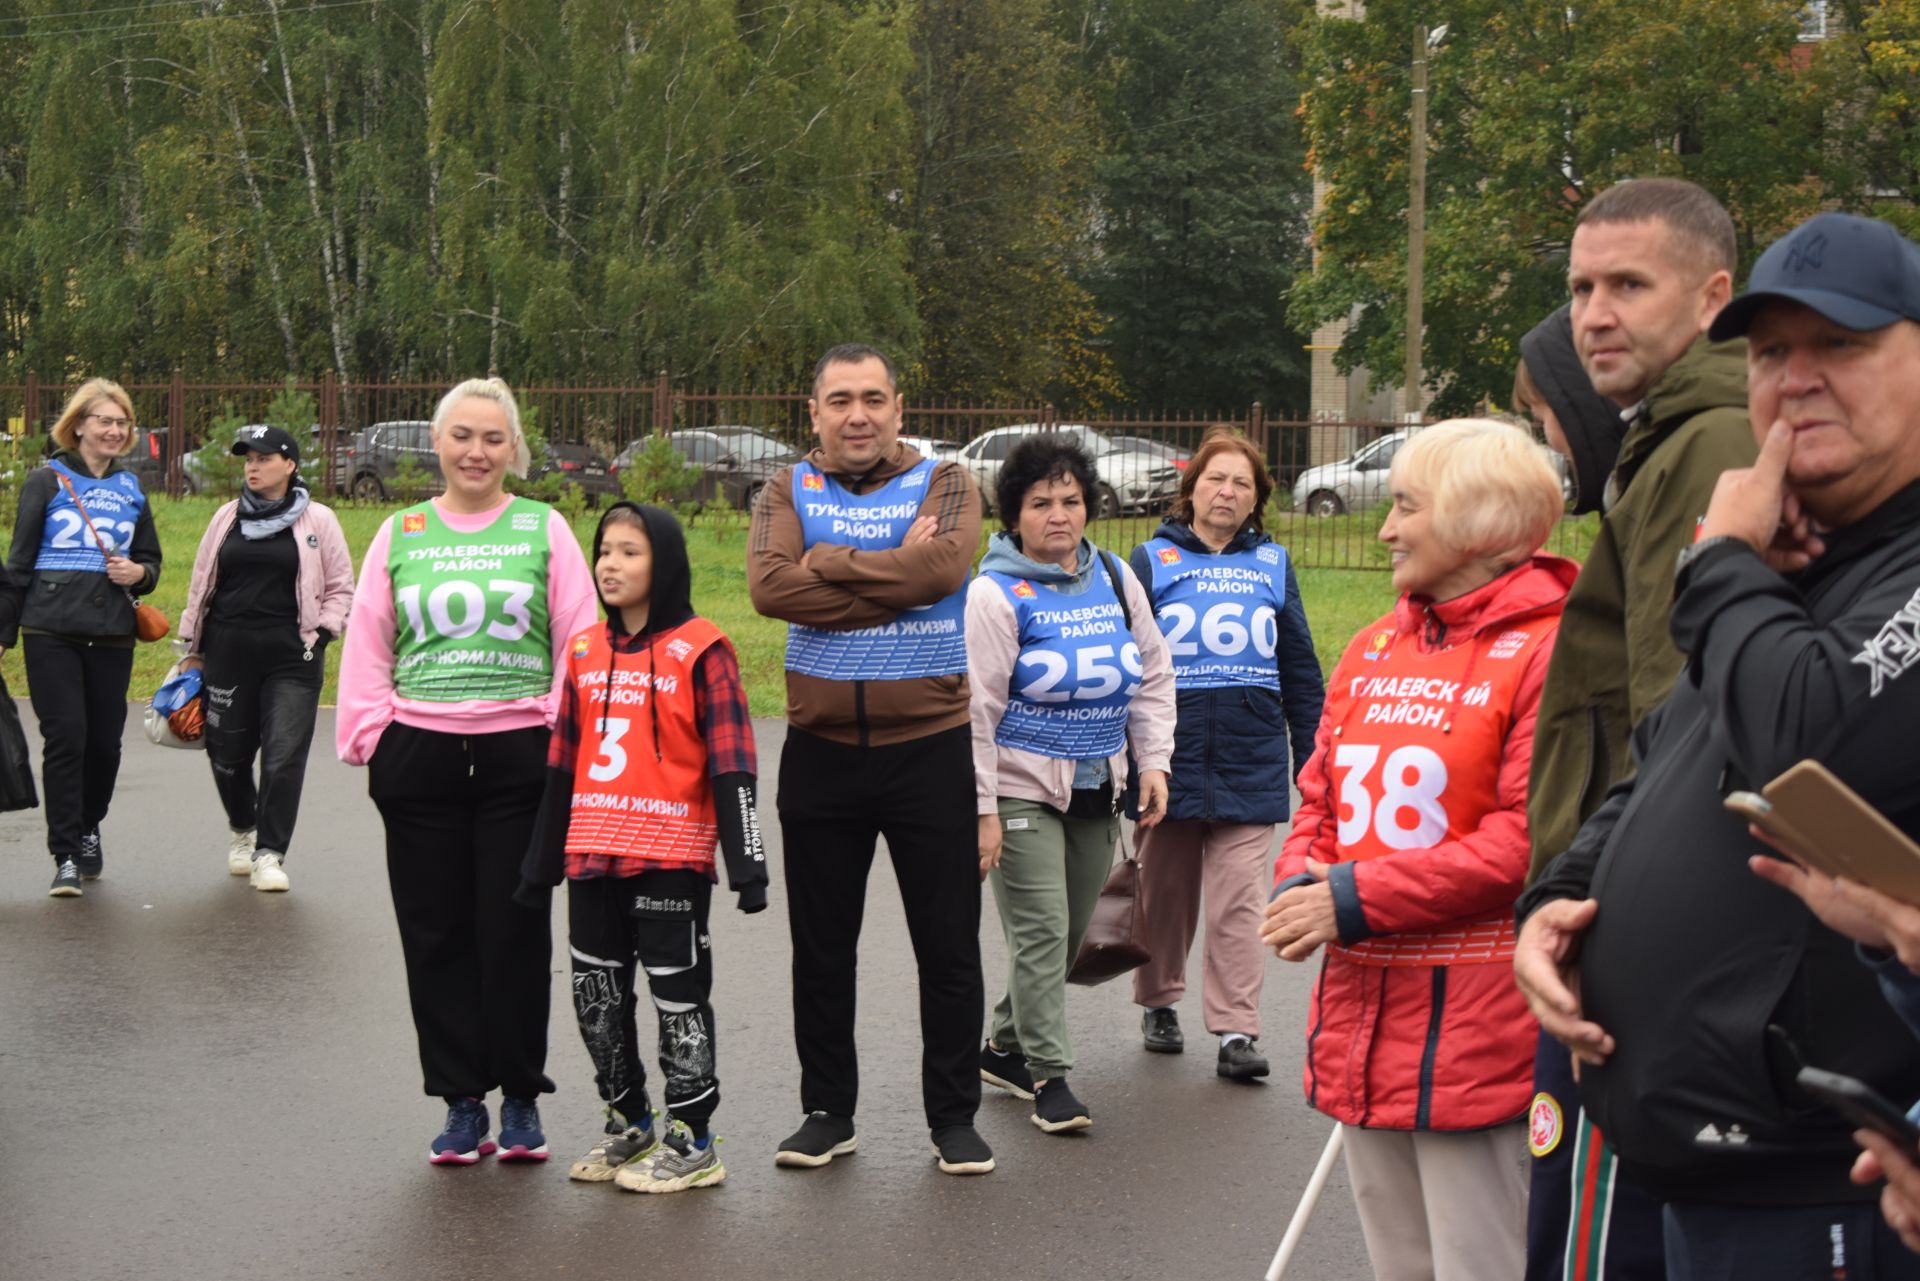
[1723,761,1920,902]
[1797,1065,1920,1146]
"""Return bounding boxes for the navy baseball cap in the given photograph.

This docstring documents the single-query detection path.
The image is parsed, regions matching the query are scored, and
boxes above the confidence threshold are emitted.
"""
[1710,212,1920,340]
[230,424,300,463]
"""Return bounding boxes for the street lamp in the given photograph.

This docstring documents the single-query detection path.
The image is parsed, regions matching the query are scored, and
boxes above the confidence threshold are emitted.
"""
[1406,22,1448,422]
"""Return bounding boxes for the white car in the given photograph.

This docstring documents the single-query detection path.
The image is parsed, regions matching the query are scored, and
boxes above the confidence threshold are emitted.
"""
[1291,429,1416,517]
[897,434,962,462]
[957,424,1182,519]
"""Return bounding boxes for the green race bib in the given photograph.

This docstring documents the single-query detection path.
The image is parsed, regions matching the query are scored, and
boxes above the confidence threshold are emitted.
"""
[387,497,554,702]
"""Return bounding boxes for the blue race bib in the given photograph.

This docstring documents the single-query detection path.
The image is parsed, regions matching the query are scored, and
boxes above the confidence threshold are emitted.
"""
[990,564,1141,759]
[1141,538,1287,691]
[34,461,146,573]
[784,459,968,680]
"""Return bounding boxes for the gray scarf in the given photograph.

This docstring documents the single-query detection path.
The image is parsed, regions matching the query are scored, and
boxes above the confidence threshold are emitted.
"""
[238,477,311,540]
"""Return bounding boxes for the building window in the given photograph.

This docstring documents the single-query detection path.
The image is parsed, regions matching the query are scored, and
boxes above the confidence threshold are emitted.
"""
[1800,1,1828,41]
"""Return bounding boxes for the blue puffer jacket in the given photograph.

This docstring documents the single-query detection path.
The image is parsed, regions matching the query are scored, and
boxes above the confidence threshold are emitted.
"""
[1128,521,1324,824]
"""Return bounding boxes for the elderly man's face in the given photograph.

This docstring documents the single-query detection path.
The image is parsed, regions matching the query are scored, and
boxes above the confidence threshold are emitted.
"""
[1747,302,1920,527]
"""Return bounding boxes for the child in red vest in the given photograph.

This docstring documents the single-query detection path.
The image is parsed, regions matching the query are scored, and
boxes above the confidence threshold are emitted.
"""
[521,501,767,1193]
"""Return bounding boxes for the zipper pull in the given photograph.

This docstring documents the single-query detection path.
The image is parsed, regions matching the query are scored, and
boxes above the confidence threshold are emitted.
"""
[302,645,314,662]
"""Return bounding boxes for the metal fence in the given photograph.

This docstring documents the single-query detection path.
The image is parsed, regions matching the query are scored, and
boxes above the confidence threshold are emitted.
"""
[0,374,1581,570]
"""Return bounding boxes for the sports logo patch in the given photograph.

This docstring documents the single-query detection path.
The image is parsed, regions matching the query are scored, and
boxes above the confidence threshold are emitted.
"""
[1529,1092,1563,1158]
[1256,545,1280,564]
[801,472,825,491]
[1157,547,1181,565]
[1012,580,1036,599]
[902,468,929,489]
[511,511,540,532]
[1488,630,1531,660]
[401,513,427,536]
[1362,629,1392,661]
[666,638,694,662]
[572,636,592,659]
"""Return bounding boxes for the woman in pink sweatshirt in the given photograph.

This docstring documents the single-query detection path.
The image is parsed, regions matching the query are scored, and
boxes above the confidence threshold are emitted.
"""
[336,378,597,1167]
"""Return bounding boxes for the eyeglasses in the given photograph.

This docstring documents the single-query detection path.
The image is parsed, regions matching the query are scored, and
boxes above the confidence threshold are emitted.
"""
[85,413,135,431]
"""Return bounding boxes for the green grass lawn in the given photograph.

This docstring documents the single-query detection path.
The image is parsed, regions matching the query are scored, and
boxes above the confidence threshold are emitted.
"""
[0,497,1597,717]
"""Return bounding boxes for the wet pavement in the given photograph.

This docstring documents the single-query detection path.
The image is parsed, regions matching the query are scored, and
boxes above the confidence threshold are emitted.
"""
[0,713,1373,1281]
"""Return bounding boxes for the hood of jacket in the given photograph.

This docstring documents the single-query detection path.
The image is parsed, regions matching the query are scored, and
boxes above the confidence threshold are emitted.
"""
[1149,519,1271,556]
[1393,553,1579,646]
[1520,304,1625,515]
[979,531,1102,594]
[1613,335,1749,497]
[591,501,694,645]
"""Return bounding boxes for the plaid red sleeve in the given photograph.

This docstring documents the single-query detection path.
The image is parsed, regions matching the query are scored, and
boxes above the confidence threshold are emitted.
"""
[694,640,757,778]
[548,668,582,773]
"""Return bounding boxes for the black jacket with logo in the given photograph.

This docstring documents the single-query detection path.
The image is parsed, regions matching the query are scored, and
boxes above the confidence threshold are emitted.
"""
[1520,480,1920,1206]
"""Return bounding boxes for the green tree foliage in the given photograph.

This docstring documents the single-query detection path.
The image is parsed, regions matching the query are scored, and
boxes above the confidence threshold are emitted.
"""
[1293,0,1833,414]
[904,0,1117,406]
[1079,0,1313,415]
[0,0,920,392]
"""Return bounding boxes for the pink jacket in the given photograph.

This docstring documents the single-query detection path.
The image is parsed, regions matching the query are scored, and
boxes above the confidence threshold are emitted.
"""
[334,497,598,766]
[966,549,1177,816]
[180,498,356,657]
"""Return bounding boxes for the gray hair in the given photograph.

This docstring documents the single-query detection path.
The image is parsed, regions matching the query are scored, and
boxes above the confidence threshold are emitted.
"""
[431,377,531,478]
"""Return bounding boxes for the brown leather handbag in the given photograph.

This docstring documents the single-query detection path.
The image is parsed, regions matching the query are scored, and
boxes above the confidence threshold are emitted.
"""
[1067,834,1151,986]
[54,471,169,642]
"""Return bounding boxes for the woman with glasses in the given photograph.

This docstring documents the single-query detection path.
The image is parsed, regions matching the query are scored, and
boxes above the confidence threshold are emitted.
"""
[0,379,164,897]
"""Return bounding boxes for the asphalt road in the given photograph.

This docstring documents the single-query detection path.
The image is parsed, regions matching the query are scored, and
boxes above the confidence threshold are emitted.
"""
[0,712,1375,1281]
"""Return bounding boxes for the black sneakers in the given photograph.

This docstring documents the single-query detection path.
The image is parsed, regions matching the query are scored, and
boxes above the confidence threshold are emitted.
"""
[980,1041,1036,1100]
[773,1111,857,1168]
[1031,1077,1092,1133]
[930,1124,995,1175]
[48,859,82,897]
[76,828,103,880]
[1142,1006,1183,1053]
[1218,1036,1270,1081]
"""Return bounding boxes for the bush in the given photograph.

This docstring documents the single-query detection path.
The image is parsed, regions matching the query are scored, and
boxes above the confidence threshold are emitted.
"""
[620,433,701,507]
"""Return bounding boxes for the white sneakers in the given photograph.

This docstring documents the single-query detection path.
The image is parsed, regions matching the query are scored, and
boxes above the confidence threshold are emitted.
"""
[227,829,257,876]
[250,851,290,893]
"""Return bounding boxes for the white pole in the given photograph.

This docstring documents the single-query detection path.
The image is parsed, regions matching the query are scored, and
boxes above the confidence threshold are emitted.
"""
[1263,1123,1346,1281]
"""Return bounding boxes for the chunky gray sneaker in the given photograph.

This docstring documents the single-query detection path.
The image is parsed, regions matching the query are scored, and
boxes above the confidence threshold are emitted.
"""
[569,1111,660,1183]
[1142,1006,1184,1053]
[616,1121,725,1193]
[49,859,82,897]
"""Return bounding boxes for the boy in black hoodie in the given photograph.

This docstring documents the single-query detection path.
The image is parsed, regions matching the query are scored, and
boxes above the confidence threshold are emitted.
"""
[522,502,768,1193]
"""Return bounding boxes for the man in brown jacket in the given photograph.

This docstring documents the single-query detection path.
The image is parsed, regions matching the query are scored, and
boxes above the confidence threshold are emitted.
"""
[748,343,994,1175]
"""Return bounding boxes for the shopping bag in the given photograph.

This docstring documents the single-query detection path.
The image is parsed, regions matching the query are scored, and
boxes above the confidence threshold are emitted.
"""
[146,661,206,750]
[1066,838,1151,986]
[0,671,37,812]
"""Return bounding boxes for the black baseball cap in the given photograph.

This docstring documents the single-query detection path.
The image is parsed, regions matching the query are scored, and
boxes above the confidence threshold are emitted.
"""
[1710,212,1920,340]
[230,424,300,463]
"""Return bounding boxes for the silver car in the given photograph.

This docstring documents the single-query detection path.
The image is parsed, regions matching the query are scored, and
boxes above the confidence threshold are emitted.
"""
[958,424,1182,519]
[1291,429,1415,517]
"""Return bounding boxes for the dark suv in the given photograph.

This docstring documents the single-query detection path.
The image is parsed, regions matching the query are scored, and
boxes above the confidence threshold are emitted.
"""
[336,420,440,500]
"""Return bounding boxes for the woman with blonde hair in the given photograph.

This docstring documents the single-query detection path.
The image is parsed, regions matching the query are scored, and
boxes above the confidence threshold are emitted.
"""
[1261,419,1574,1281]
[337,377,597,1164]
[0,379,163,896]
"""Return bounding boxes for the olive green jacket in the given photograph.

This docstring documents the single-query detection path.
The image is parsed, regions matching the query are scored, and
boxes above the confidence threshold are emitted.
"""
[1524,336,1757,885]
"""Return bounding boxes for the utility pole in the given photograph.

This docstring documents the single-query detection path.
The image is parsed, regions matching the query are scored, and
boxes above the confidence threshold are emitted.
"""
[1406,21,1428,422]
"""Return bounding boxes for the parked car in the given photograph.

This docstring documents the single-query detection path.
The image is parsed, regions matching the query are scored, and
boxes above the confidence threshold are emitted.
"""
[956,424,1182,519]
[1291,428,1415,517]
[336,420,440,500]
[529,441,619,505]
[612,427,797,511]
[1106,435,1192,471]
[897,434,962,461]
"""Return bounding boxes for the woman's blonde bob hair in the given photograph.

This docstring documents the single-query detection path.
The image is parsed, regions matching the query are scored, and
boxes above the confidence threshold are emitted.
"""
[1388,418,1564,561]
[431,377,531,479]
[50,379,137,455]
